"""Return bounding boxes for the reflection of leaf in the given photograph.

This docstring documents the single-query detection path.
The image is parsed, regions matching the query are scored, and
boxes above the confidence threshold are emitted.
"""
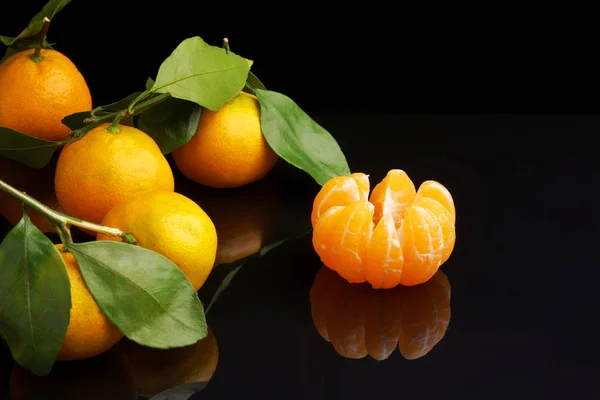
[204,261,244,313]
[146,381,207,400]
[0,212,70,376]
[152,36,250,111]
[137,97,201,154]
[66,241,207,348]
[0,126,65,168]
[255,89,351,186]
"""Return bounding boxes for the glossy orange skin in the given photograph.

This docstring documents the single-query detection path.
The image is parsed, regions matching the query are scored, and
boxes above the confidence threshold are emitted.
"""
[172,92,278,188]
[310,266,451,360]
[54,123,175,227]
[0,49,92,141]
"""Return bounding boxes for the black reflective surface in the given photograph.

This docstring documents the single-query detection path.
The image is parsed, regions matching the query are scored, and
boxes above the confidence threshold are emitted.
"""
[1,114,599,399]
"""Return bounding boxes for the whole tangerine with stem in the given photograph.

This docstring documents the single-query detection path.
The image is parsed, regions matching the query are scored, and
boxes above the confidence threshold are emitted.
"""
[311,169,456,288]
[172,91,278,188]
[54,123,175,230]
[0,47,92,141]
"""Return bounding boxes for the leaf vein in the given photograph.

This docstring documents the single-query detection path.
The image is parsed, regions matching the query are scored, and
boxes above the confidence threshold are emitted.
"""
[72,248,197,332]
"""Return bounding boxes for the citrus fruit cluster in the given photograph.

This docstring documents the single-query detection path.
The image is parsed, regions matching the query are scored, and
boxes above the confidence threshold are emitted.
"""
[0,44,279,363]
[311,169,456,288]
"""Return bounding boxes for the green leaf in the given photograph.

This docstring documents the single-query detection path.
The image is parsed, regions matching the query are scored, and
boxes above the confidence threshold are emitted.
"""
[137,97,201,154]
[152,36,250,111]
[0,211,71,376]
[145,77,155,90]
[1,0,71,46]
[61,111,91,130]
[254,89,351,186]
[66,241,207,349]
[246,71,267,90]
[0,126,66,168]
[61,92,143,130]
[146,382,207,400]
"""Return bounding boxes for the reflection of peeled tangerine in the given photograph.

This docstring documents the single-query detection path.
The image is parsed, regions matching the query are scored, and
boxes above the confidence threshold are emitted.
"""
[310,266,451,360]
[0,155,62,233]
[118,327,219,398]
[311,169,456,287]
[9,346,137,400]
[176,177,283,265]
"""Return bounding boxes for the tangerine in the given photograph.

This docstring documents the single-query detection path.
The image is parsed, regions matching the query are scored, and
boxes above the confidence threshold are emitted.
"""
[311,169,456,288]
[0,48,92,141]
[172,91,278,188]
[54,123,175,228]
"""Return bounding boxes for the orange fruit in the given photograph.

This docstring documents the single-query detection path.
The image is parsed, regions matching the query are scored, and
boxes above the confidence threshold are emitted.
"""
[0,156,62,233]
[172,91,278,188]
[55,244,123,361]
[310,265,451,361]
[54,123,175,228]
[96,190,218,291]
[311,169,456,288]
[0,48,92,141]
[9,347,137,400]
[119,327,218,397]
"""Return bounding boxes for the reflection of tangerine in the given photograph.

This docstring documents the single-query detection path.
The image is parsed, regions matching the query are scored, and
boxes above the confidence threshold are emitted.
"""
[311,169,456,287]
[9,346,137,400]
[119,327,219,397]
[176,177,283,265]
[0,156,62,233]
[310,265,451,360]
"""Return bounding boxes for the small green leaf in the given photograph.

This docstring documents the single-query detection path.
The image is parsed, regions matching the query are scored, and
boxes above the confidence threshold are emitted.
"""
[61,111,91,130]
[0,126,66,168]
[137,97,201,154]
[246,71,267,90]
[0,0,71,47]
[66,241,207,349]
[147,382,208,400]
[0,211,71,376]
[145,77,155,90]
[152,36,250,111]
[254,89,351,186]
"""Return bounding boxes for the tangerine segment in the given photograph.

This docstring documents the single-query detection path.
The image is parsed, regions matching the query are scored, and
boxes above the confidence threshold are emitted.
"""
[369,169,416,229]
[311,173,369,227]
[312,202,374,283]
[311,169,456,288]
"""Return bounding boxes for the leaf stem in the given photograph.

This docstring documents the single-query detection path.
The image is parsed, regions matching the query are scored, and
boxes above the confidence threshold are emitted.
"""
[30,17,50,63]
[0,179,137,245]
[222,37,229,54]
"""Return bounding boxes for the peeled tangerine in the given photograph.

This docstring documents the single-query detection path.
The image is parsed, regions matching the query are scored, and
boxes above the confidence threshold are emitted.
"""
[311,169,456,288]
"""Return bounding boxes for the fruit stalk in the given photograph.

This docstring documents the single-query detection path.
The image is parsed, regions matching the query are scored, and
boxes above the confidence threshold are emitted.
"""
[30,17,51,63]
[0,179,137,244]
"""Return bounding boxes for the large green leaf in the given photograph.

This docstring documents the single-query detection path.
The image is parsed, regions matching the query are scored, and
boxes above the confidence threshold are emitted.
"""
[254,89,351,186]
[0,211,71,376]
[151,36,250,111]
[137,97,201,154]
[0,126,66,168]
[66,241,207,349]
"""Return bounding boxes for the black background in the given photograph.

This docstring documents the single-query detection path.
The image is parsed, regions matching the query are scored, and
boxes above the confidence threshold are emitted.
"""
[1,1,600,399]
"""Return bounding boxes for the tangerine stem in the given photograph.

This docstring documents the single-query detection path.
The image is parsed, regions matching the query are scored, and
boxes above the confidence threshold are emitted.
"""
[222,37,230,54]
[30,17,50,63]
[0,179,137,245]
